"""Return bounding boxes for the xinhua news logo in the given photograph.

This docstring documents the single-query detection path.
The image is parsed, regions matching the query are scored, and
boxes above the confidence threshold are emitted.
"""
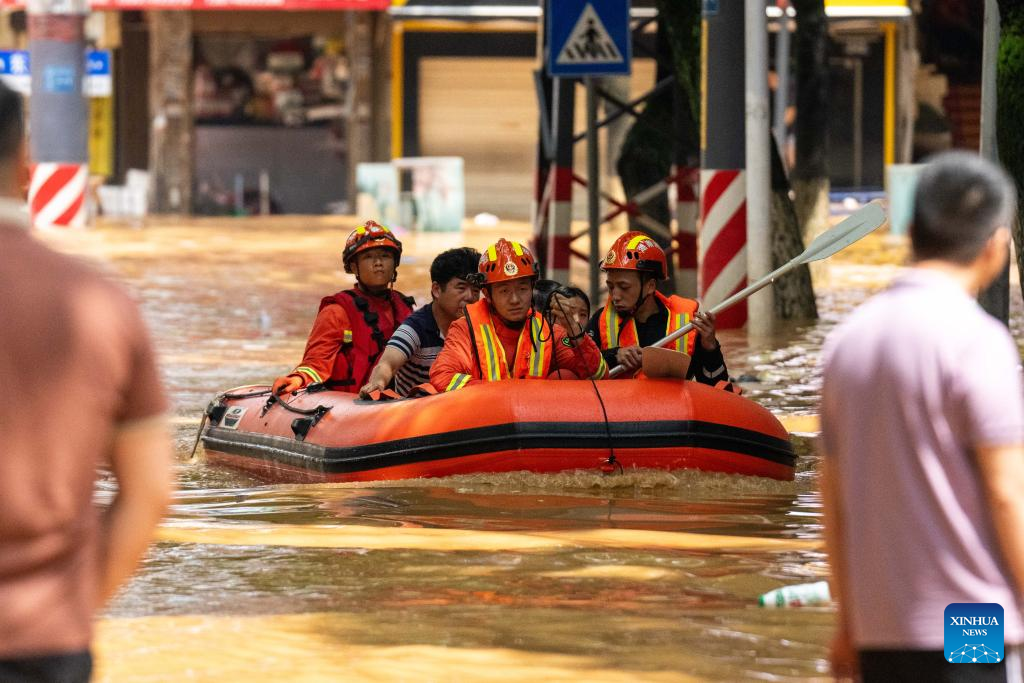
[945,603,1004,664]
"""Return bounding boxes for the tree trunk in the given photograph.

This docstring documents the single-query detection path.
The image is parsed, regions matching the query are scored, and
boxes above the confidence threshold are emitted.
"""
[997,0,1024,300]
[346,12,376,204]
[148,11,193,214]
[792,0,830,244]
[771,137,818,319]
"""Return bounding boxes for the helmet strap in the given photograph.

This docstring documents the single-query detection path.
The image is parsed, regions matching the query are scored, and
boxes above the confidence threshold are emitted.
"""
[625,273,652,319]
[352,257,396,297]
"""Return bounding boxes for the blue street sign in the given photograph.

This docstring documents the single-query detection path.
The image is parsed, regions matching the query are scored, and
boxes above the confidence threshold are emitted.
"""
[0,50,111,97]
[0,50,31,94]
[84,50,112,97]
[44,65,76,94]
[548,0,631,77]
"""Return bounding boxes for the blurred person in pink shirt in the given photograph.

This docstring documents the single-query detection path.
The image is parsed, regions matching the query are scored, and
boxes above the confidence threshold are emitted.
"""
[821,151,1024,682]
[0,82,173,682]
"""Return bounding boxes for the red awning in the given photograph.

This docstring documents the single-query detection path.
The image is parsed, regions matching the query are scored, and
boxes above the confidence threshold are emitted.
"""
[2,0,387,8]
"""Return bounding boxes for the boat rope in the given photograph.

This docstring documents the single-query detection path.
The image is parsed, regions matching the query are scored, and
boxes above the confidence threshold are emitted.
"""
[261,392,332,417]
[587,377,621,474]
[539,292,618,470]
[221,388,273,400]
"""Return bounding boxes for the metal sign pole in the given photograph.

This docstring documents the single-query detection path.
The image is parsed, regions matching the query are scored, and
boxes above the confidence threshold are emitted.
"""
[586,76,601,304]
[745,0,773,335]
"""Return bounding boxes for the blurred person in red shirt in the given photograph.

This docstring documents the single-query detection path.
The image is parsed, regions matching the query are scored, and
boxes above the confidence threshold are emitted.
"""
[0,82,173,682]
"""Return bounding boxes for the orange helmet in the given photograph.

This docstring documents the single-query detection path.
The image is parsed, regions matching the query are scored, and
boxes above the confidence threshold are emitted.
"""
[601,231,667,280]
[343,220,402,273]
[476,238,538,285]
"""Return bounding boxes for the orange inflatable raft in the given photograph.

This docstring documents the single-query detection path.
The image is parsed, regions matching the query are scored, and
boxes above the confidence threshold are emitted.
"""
[200,379,795,482]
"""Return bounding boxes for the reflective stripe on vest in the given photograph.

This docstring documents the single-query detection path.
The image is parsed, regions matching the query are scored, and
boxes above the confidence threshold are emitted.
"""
[317,288,414,391]
[465,300,552,382]
[597,292,698,355]
[446,373,472,392]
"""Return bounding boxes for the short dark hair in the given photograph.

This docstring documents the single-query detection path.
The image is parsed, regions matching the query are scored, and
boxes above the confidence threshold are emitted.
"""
[533,279,590,314]
[0,81,23,163]
[431,247,481,289]
[911,152,1016,264]
[532,279,561,311]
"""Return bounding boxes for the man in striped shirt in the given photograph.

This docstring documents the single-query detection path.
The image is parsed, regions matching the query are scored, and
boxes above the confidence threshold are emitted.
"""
[359,248,481,397]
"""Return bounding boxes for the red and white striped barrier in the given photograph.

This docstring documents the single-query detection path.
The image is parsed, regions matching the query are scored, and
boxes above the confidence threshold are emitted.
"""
[699,169,747,329]
[673,166,699,298]
[29,163,88,229]
[546,165,573,284]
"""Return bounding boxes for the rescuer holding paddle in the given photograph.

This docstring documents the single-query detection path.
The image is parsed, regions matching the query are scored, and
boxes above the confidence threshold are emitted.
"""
[586,231,728,384]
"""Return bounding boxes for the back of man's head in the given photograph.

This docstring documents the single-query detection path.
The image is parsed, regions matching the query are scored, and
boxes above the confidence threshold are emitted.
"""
[911,151,1016,265]
[431,247,481,288]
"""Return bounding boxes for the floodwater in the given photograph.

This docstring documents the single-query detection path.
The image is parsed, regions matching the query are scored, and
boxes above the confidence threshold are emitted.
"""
[40,216,1016,681]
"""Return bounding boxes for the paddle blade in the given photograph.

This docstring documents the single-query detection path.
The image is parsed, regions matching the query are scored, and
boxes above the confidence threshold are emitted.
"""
[641,347,691,379]
[801,201,887,264]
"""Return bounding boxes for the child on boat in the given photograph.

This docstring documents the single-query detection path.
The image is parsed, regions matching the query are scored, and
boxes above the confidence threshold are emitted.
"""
[430,239,607,392]
[585,231,728,384]
[272,221,415,395]
[534,280,591,334]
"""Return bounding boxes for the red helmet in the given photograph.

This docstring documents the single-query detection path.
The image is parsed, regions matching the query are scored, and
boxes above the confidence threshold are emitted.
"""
[477,238,538,285]
[343,220,402,273]
[601,231,667,280]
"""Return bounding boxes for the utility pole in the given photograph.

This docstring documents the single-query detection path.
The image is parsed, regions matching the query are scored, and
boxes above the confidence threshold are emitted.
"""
[700,0,748,329]
[745,0,773,335]
[979,0,1008,323]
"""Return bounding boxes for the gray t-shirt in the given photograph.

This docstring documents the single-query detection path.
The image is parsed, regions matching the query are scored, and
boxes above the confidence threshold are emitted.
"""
[821,268,1024,649]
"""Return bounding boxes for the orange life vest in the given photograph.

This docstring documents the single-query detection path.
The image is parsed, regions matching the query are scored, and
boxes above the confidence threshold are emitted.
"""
[463,300,553,382]
[597,291,698,355]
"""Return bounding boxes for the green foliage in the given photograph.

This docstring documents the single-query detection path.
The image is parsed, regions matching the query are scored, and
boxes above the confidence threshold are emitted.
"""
[997,0,1024,298]
[657,0,701,127]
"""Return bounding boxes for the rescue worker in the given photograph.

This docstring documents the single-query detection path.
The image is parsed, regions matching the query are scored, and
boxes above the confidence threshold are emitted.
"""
[430,239,607,392]
[272,220,414,395]
[586,231,728,384]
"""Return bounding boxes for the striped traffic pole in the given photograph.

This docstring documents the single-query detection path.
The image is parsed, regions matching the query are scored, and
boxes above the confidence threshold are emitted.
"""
[700,170,747,329]
[27,0,88,229]
[29,163,87,228]
[546,77,575,284]
[700,0,747,328]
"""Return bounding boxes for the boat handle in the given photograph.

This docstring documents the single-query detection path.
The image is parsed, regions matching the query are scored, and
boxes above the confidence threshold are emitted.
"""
[291,405,331,442]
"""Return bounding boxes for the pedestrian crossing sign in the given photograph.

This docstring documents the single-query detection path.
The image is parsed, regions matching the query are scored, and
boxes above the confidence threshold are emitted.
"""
[548,0,631,77]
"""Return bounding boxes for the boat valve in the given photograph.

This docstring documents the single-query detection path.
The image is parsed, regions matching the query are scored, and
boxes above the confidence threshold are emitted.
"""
[600,454,624,475]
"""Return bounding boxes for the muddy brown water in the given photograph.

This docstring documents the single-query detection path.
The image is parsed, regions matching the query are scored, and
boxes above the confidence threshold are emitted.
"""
[40,217,1021,681]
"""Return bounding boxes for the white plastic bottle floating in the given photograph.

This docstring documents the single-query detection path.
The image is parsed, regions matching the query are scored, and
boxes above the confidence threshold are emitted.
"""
[758,580,831,608]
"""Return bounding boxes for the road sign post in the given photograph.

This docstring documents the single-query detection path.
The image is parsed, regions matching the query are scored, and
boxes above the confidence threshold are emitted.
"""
[546,0,631,296]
